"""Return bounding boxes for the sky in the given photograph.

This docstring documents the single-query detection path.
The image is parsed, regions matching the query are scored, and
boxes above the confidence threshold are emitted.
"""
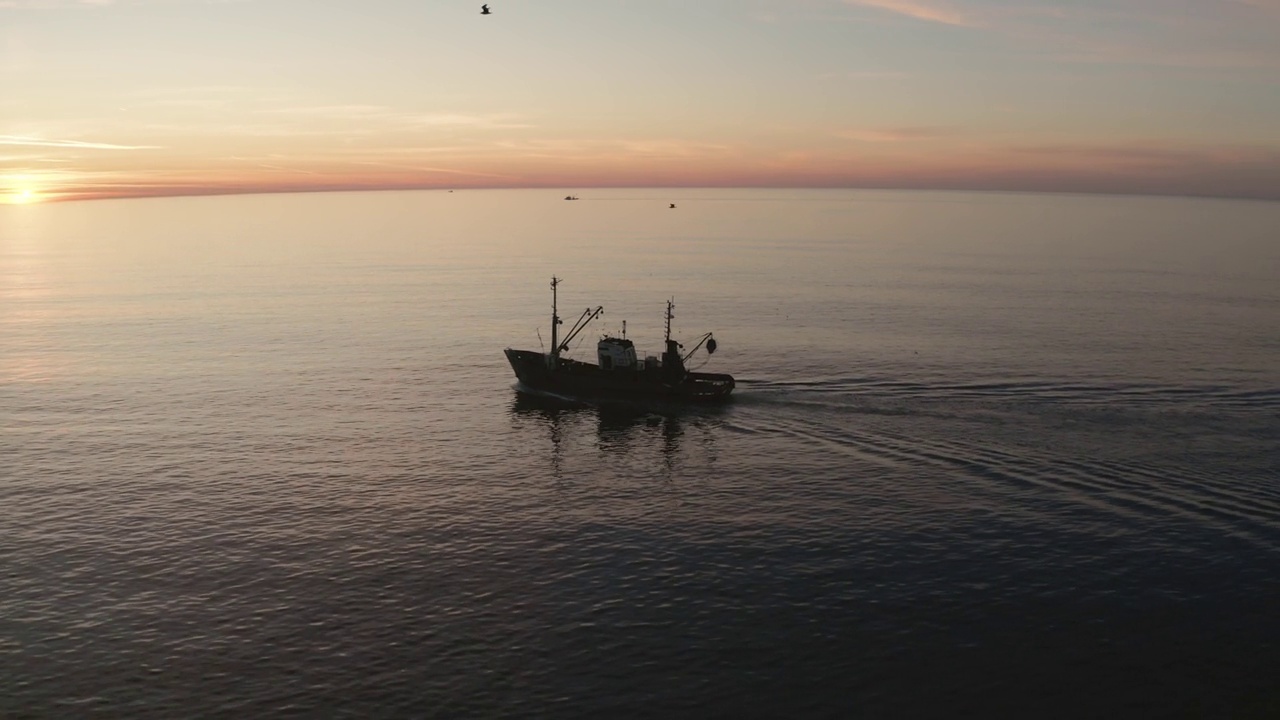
[2,0,1278,203]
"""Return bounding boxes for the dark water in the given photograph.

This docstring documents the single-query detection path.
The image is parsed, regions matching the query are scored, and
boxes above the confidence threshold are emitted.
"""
[3,189,1278,717]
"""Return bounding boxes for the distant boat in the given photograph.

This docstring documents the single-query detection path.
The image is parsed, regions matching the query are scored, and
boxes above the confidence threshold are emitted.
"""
[669,203,676,208]
[504,277,734,402]
[565,195,579,200]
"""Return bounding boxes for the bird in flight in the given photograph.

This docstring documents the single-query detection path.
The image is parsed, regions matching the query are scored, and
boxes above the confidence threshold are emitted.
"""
[481,4,491,14]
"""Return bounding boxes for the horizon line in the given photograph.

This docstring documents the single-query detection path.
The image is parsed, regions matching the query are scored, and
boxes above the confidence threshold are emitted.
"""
[16,182,1280,206]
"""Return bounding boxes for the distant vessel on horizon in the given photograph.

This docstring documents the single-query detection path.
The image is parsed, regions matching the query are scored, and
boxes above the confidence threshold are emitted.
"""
[504,277,735,402]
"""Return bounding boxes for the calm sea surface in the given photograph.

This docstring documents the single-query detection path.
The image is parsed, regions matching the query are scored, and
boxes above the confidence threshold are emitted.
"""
[3,189,1278,717]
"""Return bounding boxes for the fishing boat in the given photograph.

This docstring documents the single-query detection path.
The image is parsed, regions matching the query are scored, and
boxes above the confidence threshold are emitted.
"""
[504,277,735,402]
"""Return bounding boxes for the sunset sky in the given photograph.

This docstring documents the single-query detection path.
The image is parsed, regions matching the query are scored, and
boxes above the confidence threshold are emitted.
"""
[2,0,1278,203]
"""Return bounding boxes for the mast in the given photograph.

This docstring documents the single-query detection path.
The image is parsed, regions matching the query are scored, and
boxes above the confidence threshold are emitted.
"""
[549,276,561,367]
[545,276,603,368]
[661,298,685,381]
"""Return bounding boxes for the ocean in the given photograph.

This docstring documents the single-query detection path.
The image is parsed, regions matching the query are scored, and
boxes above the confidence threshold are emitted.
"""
[3,188,1278,717]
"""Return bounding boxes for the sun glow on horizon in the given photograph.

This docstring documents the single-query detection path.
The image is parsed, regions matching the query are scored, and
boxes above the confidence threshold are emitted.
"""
[3,188,42,204]
[1,173,46,203]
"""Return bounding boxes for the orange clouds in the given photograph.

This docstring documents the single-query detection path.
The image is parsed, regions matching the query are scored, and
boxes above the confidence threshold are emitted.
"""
[16,138,1278,204]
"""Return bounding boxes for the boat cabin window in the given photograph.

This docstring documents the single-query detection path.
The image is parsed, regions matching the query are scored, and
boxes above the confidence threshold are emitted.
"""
[597,337,637,370]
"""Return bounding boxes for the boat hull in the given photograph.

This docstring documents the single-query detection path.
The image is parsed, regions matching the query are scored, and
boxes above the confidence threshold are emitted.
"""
[504,348,734,402]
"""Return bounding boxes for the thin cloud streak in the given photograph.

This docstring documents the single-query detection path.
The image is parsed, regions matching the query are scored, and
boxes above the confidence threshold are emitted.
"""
[0,135,161,150]
[256,106,533,129]
[759,140,1280,201]
[821,70,912,80]
[837,126,951,143]
[830,1,1280,71]
[842,0,971,26]
[347,161,521,181]
[954,1,1280,71]
[0,0,244,6]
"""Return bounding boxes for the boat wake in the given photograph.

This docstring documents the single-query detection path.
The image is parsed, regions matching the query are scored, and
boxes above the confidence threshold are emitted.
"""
[723,375,1280,553]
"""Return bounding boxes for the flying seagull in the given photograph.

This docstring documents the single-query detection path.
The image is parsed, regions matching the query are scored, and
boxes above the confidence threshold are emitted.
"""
[481,4,491,14]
